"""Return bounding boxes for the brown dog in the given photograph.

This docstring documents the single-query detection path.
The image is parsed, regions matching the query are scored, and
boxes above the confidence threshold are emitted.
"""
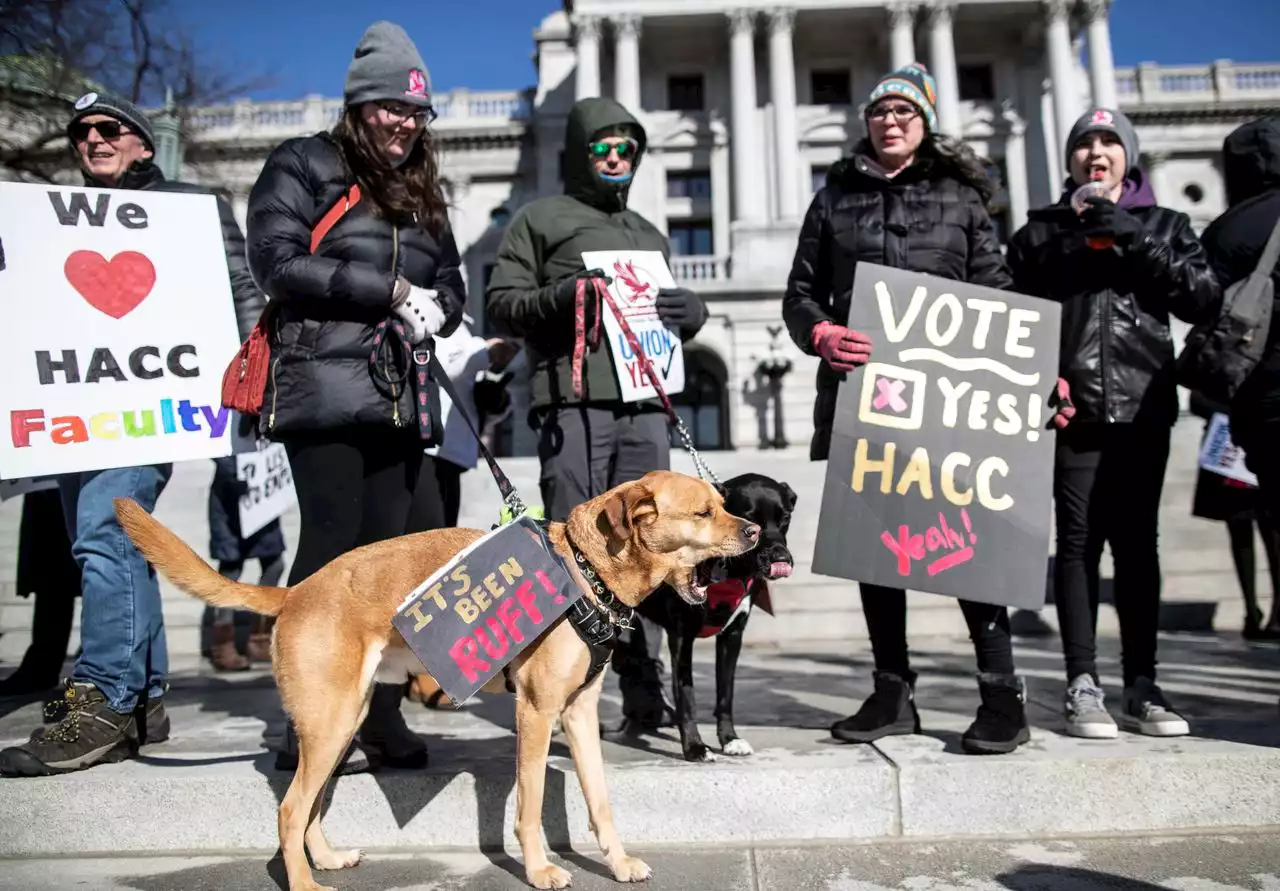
[114,470,759,891]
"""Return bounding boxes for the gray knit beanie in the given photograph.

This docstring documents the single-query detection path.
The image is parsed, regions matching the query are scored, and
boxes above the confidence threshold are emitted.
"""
[344,21,432,108]
[1065,107,1139,174]
[67,91,156,151]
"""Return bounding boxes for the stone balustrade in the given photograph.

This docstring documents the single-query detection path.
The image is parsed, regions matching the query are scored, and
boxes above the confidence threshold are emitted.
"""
[1116,61,1280,106]
[671,255,730,282]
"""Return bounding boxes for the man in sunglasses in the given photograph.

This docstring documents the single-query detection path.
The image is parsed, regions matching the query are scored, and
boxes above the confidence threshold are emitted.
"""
[487,97,707,733]
[0,92,265,778]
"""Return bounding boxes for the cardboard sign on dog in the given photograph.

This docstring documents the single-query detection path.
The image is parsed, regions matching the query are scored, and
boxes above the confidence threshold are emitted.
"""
[811,264,1061,610]
[392,514,582,704]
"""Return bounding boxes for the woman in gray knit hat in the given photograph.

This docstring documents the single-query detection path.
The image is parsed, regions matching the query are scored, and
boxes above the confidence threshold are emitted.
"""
[245,20,465,776]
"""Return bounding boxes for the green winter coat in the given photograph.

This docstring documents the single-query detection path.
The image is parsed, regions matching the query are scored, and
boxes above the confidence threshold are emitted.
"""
[486,98,703,410]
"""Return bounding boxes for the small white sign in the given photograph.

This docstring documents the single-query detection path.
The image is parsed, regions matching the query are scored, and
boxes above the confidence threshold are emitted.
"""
[1198,412,1258,487]
[0,476,59,501]
[0,182,242,479]
[236,443,296,537]
[580,250,685,403]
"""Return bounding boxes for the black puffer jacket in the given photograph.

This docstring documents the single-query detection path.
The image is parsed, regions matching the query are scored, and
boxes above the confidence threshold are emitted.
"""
[1201,115,1280,430]
[246,133,464,435]
[783,145,1012,460]
[1008,174,1220,427]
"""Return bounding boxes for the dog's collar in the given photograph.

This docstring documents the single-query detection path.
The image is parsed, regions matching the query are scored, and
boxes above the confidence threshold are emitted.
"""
[566,539,635,631]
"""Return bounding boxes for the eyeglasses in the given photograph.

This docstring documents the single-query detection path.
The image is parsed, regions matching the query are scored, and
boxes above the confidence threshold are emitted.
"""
[376,101,437,125]
[589,139,638,160]
[69,120,132,142]
[867,103,921,122]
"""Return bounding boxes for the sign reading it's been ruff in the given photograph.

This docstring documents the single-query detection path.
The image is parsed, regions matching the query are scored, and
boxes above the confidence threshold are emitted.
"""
[811,264,1062,610]
[392,515,583,704]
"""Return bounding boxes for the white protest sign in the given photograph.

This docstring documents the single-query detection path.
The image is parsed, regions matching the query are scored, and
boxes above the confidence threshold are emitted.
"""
[0,476,59,501]
[1198,412,1258,487]
[0,182,242,479]
[580,250,685,402]
[236,443,296,537]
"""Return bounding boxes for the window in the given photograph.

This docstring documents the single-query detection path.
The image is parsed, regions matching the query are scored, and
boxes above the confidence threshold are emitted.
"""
[810,69,852,105]
[668,75,705,111]
[811,165,831,194]
[1184,183,1205,204]
[667,170,712,200]
[489,205,510,226]
[958,64,995,101]
[671,349,730,451]
[668,220,714,256]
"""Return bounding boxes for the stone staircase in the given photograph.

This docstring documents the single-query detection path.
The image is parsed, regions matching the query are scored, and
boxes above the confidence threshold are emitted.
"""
[0,415,1254,665]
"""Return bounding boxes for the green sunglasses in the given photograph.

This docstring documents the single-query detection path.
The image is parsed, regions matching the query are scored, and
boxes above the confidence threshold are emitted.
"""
[588,139,638,159]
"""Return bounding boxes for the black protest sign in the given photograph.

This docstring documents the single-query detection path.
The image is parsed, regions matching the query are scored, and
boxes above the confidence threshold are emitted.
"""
[811,263,1062,610]
[392,514,583,704]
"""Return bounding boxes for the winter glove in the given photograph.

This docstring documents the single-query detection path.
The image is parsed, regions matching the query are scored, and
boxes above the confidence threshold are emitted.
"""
[1050,377,1076,430]
[553,268,611,328]
[811,321,873,373]
[1079,197,1145,249]
[391,279,446,345]
[654,286,707,331]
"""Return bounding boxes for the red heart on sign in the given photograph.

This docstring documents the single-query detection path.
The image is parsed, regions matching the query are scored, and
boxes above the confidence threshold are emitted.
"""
[63,250,156,319]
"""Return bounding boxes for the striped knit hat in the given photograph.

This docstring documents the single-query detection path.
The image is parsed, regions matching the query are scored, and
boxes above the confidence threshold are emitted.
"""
[867,63,939,133]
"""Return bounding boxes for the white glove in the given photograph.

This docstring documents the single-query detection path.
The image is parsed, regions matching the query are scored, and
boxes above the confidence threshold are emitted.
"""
[394,285,446,345]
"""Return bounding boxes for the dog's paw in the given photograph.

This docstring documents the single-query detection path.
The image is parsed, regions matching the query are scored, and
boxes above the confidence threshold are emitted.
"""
[722,738,754,757]
[684,742,717,763]
[527,863,573,889]
[311,847,363,871]
[611,855,653,883]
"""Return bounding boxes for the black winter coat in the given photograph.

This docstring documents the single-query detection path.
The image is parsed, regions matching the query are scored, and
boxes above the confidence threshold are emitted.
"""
[782,148,1012,460]
[1008,181,1220,427]
[246,133,464,435]
[1201,115,1280,432]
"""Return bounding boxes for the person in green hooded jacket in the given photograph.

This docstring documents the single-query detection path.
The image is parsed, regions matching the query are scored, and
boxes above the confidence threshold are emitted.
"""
[487,97,707,730]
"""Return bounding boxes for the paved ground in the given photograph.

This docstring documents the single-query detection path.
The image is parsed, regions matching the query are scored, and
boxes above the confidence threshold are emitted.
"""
[3,833,1280,890]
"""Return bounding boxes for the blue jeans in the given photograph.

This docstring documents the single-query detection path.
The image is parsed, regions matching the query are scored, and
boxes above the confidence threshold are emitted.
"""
[58,464,173,713]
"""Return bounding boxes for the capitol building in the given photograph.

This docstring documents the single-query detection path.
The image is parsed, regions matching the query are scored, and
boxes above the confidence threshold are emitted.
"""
[58,1,1280,455]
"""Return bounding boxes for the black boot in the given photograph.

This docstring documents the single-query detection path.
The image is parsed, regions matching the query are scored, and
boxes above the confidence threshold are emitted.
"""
[831,671,920,743]
[962,672,1030,755]
[360,682,428,769]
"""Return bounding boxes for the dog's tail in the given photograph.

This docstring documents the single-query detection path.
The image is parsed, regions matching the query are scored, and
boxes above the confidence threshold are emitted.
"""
[114,497,288,616]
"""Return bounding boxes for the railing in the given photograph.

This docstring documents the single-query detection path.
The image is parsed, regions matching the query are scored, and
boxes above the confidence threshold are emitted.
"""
[183,89,532,143]
[671,255,730,282]
[1116,61,1280,106]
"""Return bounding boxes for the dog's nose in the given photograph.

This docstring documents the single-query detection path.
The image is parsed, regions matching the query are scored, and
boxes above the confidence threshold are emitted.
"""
[742,523,761,544]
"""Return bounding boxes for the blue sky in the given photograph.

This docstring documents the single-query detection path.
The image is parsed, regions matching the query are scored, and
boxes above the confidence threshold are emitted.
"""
[183,0,1280,101]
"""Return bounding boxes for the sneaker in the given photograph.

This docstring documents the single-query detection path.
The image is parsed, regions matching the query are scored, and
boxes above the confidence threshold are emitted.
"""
[275,721,373,775]
[1063,674,1118,739]
[0,681,137,777]
[831,671,921,743]
[962,672,1031,755]
[1119,677,1189,737]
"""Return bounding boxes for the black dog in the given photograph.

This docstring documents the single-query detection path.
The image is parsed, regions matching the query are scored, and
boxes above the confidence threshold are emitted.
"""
[637,473,796,762]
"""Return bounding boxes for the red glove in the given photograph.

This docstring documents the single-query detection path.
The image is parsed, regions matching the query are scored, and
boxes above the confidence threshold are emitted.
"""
[811,322,873,372]
[1052,377,1076,430]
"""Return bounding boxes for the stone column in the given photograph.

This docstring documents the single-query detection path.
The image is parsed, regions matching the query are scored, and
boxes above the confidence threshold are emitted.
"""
[574,15,602,100]
[1044,0,1079,166]
[768,8,801,221]
[728,9,764,224]
[711,140,732,259]
[1003,117,1030,231]
[612,14,642,112]
[925,1,962,135]
[1081,0,1118,109]
[888,1,917,71]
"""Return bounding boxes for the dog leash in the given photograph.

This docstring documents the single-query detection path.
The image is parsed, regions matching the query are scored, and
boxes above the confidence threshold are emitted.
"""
[573,275,721,486]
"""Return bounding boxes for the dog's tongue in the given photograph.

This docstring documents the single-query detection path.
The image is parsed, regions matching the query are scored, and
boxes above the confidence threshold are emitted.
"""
[769,562,793,579]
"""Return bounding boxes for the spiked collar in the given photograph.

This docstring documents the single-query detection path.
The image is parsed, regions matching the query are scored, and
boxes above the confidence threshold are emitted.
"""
[566,537,634,630]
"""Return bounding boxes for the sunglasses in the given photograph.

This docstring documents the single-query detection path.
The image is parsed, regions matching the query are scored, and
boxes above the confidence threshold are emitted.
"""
[588,139,638,159]
[867,103,921,122]
[69,120,132,142]
[377,101,438,125]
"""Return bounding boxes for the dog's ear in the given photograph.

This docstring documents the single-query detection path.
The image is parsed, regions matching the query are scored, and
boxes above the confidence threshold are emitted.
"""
[601,482,657,541]
[780,482,798,512]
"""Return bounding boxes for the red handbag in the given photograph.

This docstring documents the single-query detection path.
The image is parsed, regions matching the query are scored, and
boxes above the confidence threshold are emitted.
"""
[220,185,363,414]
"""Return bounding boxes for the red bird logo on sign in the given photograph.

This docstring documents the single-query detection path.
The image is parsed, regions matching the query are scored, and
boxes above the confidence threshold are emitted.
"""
[611,259,657,308]
[406,69,428,100]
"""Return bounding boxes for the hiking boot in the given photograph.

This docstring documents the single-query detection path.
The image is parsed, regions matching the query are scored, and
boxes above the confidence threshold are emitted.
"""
[247,616,274,664]
[962,672,1031,755]
[275,722,373,775]
[360,683,428,769]
[135,689,171,746]
[831,671,920,743]
[1119,677,1189,737]
[209,622,250,672]
[1063,673,1117,739]
[0,681,137,776]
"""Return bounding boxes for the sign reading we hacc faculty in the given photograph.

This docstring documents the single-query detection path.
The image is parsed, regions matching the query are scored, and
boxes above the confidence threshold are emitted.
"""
[0,182,242,479]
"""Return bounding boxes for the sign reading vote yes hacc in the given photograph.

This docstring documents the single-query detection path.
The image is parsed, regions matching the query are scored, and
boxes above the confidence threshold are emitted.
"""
[392,515,583,705]
[812,264,1062,610]
[0,182,242,480]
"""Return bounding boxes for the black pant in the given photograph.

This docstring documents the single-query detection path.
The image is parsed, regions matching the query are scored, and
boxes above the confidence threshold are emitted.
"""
[407,456,464,531]
[1240,418,1280,518]
[537,405,671,721]
[1053,423,1170,687]
[282,427,437,585]
[860,585,1015,677]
